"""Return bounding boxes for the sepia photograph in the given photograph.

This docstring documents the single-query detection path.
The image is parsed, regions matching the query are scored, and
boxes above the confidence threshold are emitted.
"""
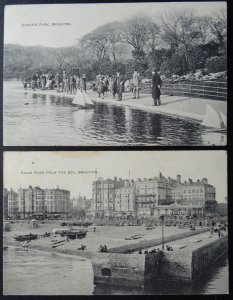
[3,1,227,146]
[3,151,228,295]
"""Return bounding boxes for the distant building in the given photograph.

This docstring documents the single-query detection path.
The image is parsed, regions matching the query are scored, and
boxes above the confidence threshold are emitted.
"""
[17,186,71,218]
[72,195,91,210]
[92,177,125,218]
[90,173,217,219]
[8,189,18,218]
[115,180,136,217]
[170,176,217,217]
[135,173,174,218]
[3,188,9,219]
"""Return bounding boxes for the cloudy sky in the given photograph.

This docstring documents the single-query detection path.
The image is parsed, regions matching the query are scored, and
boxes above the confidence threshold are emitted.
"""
[4,2,226,48]
[4,151,227,202]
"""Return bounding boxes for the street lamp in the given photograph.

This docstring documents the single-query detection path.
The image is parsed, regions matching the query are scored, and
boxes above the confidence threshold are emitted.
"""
[160,214,165,250]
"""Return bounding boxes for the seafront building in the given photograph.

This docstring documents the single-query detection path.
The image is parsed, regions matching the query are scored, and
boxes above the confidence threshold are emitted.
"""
[92,177,125,218]
[115,180,136,217]
[7,189,19,218]
[3,188,9,219]
[11,185,71,218]
[91,173,217,219]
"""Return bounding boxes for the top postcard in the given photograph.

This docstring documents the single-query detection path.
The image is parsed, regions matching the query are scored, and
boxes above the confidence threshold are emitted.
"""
[3,1,227,146]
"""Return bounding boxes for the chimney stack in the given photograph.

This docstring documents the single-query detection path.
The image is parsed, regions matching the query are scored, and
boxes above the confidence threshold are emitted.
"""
[177,175,181,184]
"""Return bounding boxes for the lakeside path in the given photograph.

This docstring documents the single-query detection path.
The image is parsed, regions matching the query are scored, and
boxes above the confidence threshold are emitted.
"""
[23,88,227,124]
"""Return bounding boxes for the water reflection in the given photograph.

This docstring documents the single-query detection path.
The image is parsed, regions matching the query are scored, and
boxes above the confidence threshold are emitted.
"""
[4,82,227,146]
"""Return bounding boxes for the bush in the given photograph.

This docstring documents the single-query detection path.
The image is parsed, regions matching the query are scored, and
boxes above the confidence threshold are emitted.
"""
[205,55,227,73]
[160,61,172,78]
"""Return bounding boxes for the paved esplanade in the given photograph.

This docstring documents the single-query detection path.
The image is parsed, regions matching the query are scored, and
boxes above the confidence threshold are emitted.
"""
[143,230,227,253]
[24,87,227,123]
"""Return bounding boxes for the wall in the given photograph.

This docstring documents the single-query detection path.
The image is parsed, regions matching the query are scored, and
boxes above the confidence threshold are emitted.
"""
[91,252,146,287]
[157,250,193,282]
[192,235,228,280]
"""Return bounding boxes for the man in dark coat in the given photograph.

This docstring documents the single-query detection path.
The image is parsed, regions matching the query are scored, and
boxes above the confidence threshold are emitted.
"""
[116,72,125,101]
[112,75,117,98]
[152,70,162,106]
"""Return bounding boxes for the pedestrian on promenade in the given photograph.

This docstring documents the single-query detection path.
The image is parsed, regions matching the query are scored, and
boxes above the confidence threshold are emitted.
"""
[31,73,38,90]
[82,74,87,92]
[112,75,117,98]
[96,75,104,99]
[132,71,141,99]
[41,73,47,90]
[55,72,62,93]
[152,69,162,106]
[116,72,125,101]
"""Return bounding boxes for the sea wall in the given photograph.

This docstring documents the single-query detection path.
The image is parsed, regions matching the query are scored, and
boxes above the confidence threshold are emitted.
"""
[192,235,228,280]
[156,249,193,282]
[91,252,146,287]
[109,228,209,253]
[145,235,228,283]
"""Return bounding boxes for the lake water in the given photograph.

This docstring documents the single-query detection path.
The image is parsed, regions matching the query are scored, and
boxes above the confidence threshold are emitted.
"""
[3,247,228,295]
[3,81,226,146]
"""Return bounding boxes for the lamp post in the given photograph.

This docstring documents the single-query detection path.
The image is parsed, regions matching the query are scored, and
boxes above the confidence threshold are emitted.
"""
[160,214,165,250]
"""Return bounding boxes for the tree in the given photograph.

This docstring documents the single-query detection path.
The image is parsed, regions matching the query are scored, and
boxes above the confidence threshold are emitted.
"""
[161,9,202,68]
[80,26,112,61]
[121,16,151,58]
[48,47,70,70]
[145,22,161,54]
[210,8,227,52]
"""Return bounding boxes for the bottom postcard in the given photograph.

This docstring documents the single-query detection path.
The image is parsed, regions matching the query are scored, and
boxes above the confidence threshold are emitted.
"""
[3,151,228,295]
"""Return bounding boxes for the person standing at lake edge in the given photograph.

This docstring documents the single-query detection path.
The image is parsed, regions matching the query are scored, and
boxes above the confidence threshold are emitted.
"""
[132,71,141,99]
[152,70,162,106]
[116,72,125,101]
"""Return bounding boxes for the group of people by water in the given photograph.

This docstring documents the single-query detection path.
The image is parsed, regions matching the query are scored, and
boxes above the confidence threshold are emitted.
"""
[23,69,163,106]
[23,71,86,94]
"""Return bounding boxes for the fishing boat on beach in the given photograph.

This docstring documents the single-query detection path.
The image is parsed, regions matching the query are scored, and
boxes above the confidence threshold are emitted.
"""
[65,231,87,240]
[50,238,68,248]
[146,226,156,230]
[13,233,38,242]
[125,234,144,240]
[72,89,94,109]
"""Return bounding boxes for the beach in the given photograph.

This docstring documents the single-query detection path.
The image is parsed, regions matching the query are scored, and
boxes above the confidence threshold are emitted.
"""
[4,220,211,254]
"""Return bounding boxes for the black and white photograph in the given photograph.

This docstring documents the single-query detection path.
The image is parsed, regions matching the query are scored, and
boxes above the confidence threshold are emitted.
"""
[3,1,227,146]
[3,151,228,295]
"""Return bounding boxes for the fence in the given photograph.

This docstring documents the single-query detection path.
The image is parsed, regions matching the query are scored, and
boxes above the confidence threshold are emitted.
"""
[141,80,227,102]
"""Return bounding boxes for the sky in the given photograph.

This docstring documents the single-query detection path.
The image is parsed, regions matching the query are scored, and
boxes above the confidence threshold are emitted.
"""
[3,151,227,202]
[4,2,227,48]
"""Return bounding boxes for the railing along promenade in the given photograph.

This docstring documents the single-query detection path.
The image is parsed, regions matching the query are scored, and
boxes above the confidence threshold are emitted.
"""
[141,79,227,102]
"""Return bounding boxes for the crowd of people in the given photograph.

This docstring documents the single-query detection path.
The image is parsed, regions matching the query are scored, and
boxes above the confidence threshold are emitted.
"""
[23,69,163,106]
[93,70,162,105]
[23,71,87,94]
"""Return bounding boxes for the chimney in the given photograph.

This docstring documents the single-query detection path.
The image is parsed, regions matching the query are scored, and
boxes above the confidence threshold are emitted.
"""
[202,178,208,184]
[177,175,181,184]
[125,180,130,187]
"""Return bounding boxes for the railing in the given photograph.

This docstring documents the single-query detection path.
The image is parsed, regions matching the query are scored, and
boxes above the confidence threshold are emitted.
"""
[141,80,227,101]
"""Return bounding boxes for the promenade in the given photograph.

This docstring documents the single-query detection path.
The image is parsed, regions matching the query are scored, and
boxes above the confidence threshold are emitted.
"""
[24,87,227,125]
[89,90,227,123]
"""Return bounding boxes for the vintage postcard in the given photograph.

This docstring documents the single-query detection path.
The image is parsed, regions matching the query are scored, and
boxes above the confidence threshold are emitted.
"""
[3,151,228,295]
[3,1,227,146]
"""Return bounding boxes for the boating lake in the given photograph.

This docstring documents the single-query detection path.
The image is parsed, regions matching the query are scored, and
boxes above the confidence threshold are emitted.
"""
[3,81,226,146]
[3,247,228,295]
